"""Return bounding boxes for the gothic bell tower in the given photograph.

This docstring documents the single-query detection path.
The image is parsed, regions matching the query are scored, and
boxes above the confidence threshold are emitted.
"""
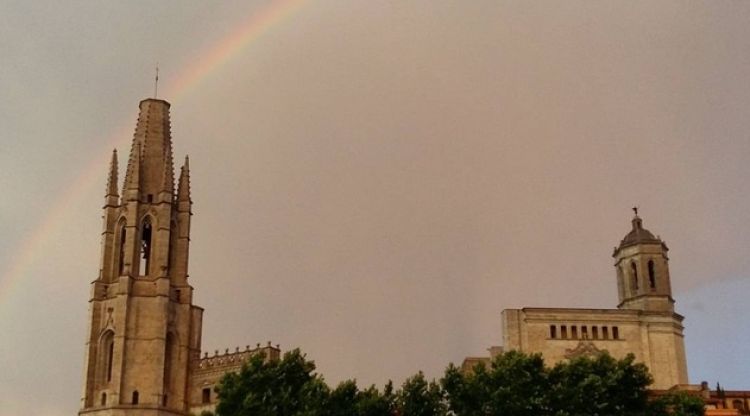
[79,98,204,415]
[613,209,675,312]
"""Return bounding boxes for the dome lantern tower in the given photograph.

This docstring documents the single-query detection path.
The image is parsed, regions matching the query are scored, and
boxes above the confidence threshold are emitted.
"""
[613,208,675,312]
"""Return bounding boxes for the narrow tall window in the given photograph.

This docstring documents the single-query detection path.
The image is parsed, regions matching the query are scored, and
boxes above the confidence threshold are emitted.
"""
[163,333,173,393]
[99,331,115,386]
[132,391,139,405]
[631,262,639,291]
[106,340,114,382]
[648,260,656,289]
[202,388,211,404]
[602,326,609,340]
[612,326,620,340]
[167,221,177,273]
[571,325,578,339]
[118,224,127,275]
[581,326,588,339]
[140,219,152,276]
[592,326,599,340]
[550,325,557,339]
[617,266,626,299]
[101,393,107,406]
[561,325,568,339]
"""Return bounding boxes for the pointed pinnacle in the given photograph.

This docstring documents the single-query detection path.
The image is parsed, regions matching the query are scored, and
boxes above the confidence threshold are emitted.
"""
[106,149,119,197]
[177,155,191,203]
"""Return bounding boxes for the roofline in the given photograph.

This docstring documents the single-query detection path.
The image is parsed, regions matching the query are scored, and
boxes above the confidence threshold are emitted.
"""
[140,97,171,108]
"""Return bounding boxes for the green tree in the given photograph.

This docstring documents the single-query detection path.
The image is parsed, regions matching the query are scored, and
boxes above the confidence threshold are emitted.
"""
[215,349,397,416]
[442,362,487,415]
[326,380,359,416]
[649,391,705,416]
[443,351,668,416]
[547,353,653,416]
[398,372,447,416]
[443,351,549,416]
[213,348,700,416]
[324,379,397,416]
[354,382,396,416]
[214,348,328,416]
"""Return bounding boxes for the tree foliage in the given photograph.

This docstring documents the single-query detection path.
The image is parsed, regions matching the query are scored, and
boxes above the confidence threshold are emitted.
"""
[214,349,328,416]
[397,372,447,416]
[547,353,653,416]
[443,351,549,415]
[212,349,704,416]
[649,391,706,416]
[214,349,394,416]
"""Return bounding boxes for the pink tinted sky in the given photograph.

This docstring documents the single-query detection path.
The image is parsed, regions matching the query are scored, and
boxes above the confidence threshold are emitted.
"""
[1,1,749,415]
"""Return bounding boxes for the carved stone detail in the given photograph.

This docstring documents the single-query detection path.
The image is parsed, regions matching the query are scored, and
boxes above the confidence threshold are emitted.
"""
[564,340,604,359]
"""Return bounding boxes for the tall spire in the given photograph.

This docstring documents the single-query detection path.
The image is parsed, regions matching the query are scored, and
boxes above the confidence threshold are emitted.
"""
[122,99,174,199]
[177,155,191,206]
[106,149,119,198]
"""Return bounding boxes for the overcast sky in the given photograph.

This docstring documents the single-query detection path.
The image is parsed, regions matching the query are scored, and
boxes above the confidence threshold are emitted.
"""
[1,1,750,415]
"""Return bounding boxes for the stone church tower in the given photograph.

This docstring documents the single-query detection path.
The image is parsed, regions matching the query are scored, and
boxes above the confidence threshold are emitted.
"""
[613,211,675,313]
[496,212,689,390]
[79,98,204,415]
[79,98,279,415]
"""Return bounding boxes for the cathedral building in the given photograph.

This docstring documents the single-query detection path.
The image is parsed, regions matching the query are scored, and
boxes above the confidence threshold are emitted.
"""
[78,98,277,416]
[464,210,689,390]
[80,97,723,415]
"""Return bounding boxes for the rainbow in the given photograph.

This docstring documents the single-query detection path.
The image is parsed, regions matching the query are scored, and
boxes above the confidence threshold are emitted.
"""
[166,0,308,100]
[0,0,309,307]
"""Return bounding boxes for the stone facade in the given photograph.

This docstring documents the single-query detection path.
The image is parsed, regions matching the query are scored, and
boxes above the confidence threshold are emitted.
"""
[78,99,276,416]
[501,307,688,389]
[651,383,750,416]
[467,212,689,390]
[707,390,750,415]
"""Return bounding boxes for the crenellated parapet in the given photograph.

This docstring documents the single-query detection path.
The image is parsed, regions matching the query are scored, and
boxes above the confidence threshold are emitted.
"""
[193,342,280,372]
[188,343,281,414]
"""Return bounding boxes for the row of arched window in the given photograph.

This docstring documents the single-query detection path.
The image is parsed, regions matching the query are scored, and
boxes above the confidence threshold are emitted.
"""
[549,324,620,340]
[627,259,657,292]
[115,217,153,277]
[731,399,746,411]
[99,390,139,406]
[96,331,174,408]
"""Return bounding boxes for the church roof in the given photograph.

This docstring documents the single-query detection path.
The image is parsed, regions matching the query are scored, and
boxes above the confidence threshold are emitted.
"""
[617,214,662,250]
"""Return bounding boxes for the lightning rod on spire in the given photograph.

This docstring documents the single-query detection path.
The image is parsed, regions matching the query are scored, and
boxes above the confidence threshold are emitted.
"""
[154,63,159,98]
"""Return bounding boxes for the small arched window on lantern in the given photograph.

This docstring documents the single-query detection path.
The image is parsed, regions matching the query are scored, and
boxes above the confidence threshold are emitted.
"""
[648,260,656,289]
